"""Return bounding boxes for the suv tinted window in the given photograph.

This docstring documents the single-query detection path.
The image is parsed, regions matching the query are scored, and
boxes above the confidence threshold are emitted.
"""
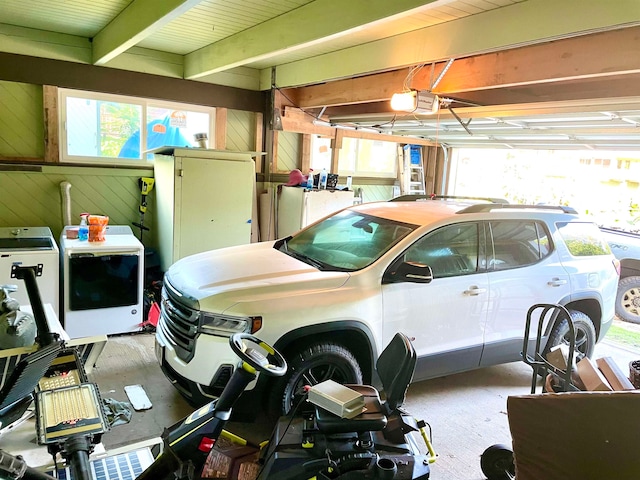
[557,222,611,256]
[405,223,478,278]
[489,220,551,270]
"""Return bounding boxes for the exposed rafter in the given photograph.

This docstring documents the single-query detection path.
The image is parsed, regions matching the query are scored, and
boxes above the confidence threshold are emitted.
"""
[184,0,438,79]
[260,0,640,89]
[282,25,640,111]
[92,0,205,65]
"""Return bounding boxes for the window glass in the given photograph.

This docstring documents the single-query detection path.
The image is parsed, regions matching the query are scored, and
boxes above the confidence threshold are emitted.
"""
[489,221,550,270]
[405,223,478,278]
[310,135,398,177]
[60,89,214,164]
[557,222,612,256]
[310,135,333,172]
[66,97,142,158]
[282,211,415,271]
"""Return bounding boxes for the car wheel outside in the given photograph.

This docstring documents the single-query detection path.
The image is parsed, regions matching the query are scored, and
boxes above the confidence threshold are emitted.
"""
[616,276,640,324]
[273,342,363,416]
[545,309,596,362]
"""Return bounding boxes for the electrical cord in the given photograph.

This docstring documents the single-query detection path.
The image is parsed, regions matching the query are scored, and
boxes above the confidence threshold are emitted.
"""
[254,391,309,479]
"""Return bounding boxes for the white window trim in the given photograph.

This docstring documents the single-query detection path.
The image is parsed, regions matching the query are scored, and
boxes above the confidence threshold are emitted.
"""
[59,88,216,166]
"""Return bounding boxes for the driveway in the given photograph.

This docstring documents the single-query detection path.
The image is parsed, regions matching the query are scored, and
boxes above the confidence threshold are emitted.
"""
[403,329,640,480]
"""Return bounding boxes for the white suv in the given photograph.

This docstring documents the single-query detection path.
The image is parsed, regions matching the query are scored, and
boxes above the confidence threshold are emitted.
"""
[155,198,620,413]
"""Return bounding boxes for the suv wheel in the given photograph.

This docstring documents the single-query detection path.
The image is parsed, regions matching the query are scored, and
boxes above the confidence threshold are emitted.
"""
[545,309,596,362]
[274,342,363,415]
[616,276,640,324]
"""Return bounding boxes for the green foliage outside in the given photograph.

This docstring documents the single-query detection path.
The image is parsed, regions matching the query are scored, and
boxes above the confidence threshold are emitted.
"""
[99,102,140,157]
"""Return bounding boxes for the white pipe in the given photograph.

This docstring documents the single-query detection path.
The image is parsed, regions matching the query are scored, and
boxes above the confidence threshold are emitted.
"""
[60,181,72,226]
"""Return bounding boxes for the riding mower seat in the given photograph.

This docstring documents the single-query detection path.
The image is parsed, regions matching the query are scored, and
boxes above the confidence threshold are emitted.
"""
[314,332,417,443]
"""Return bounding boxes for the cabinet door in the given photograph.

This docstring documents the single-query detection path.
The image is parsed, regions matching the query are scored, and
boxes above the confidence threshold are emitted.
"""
[177,156,254,258]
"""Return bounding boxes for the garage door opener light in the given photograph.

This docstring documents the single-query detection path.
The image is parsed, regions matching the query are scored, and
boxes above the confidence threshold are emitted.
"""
[391,90,440,115]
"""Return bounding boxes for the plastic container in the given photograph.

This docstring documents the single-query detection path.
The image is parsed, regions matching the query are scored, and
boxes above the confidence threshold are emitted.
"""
[78,214,89,241]
[306,170,314,190]
[88,214,109,242]
[319,168,328,190]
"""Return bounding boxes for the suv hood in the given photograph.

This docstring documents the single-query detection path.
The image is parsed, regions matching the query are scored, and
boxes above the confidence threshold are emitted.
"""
[166,241,350,308]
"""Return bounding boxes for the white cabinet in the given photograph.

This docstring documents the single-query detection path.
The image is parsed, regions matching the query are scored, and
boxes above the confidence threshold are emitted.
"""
[277,186,354,238]
[154,148,256,272]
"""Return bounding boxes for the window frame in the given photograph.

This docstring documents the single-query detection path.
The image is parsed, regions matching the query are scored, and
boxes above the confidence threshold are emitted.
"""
[58,88,216,166]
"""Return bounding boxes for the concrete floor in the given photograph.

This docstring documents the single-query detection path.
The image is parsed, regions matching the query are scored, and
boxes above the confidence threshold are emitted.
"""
[81,330,640,480]
[3,329,637,479]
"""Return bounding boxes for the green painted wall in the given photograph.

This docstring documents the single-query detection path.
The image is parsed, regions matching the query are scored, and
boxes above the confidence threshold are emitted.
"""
[0,166,155,246]
[227,109,257,151]
[0,81,43,158]
[277,131,300,173]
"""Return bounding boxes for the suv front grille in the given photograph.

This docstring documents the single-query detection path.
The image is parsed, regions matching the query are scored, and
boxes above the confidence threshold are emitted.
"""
[160,283,199,362]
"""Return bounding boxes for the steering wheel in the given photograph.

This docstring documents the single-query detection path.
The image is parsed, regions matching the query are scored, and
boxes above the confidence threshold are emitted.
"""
[230,333,287,377]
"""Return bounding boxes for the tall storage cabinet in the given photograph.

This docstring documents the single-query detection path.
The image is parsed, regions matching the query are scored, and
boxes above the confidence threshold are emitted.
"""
[154,148,256,272]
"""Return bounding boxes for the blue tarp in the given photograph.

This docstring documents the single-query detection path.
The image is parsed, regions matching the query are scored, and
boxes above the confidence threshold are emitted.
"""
[118,117,191,158]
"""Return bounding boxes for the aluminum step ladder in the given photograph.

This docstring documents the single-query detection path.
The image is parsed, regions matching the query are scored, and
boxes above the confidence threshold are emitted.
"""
[400,145,426,195]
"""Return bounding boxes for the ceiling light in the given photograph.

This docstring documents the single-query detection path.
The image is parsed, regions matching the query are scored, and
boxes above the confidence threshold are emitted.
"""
[390,90,440,114]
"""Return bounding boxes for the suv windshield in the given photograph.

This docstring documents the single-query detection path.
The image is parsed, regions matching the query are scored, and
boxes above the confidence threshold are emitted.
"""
[278,211,416,271]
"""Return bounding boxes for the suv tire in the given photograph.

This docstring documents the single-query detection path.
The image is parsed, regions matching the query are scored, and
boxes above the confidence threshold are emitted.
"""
[274,342,363,415]
[545,309,596,362]
[615,275,640,324]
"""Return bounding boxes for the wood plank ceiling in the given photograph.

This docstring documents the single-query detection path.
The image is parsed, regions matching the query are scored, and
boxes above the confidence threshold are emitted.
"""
[1,0,640,149]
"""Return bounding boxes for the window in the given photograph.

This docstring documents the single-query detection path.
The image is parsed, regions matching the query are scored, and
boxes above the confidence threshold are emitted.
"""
[405,223,479,278]
[59,89,215,165]
[338,137,397,177]
[489,221,551,270]
[309,135,398,177]
[557,222,612,256]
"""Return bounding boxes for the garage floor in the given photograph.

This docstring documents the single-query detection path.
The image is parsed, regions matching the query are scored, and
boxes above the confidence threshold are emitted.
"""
[5,330,638,479]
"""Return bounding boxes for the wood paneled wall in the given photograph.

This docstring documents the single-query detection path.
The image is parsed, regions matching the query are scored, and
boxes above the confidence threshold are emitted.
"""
[0,165,154,246]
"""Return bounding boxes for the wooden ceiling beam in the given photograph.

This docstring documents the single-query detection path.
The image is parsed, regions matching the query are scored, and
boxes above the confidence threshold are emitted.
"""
[185,0,439,79]
[92,0,204,65]
[286,26,640,110]
[423,26,640,95]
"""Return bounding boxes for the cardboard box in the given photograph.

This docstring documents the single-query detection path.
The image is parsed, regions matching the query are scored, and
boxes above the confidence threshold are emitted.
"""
[576,357,612,391]
[596,357,635,391]
[508,391,640,480]
[545,344,570,370]
[201,436,259,479]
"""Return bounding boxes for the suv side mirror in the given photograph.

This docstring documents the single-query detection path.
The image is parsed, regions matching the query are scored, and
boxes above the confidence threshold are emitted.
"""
[383,261,434,284]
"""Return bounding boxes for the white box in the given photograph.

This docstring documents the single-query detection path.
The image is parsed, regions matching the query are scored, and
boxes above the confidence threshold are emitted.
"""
[308,379,365,419]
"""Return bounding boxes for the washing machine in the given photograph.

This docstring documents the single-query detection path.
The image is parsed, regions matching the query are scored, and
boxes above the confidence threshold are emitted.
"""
[0,227,59,317]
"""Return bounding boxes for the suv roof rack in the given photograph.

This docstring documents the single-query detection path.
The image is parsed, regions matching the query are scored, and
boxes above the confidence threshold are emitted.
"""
[457,204,578,214]
[390,194,508,203]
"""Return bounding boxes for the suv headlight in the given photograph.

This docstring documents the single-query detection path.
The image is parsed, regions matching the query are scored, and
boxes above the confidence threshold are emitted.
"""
[198,313,250,336]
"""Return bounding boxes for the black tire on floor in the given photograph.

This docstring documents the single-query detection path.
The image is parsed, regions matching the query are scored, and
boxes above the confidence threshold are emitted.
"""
[616,276,640,324]
[271,342,363,415]
[480,444,515,480]
[544,309,596,362]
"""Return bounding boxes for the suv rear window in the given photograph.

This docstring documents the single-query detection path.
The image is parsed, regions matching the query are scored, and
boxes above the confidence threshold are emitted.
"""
[557,222,611,256]
[489,220,552,270]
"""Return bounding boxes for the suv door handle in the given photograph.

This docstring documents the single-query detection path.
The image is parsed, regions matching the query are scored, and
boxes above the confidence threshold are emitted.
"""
[464,286,487,296]
[548,277,568,287]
